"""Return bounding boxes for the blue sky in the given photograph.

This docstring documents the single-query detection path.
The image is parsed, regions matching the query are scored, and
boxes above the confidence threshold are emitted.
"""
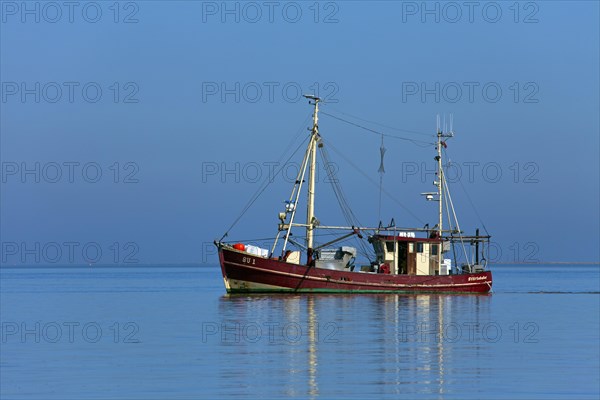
[1,1,598,265]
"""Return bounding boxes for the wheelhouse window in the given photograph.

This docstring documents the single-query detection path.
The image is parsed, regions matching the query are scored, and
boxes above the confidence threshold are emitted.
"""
[373,241,384,254]
[415,242,424,253]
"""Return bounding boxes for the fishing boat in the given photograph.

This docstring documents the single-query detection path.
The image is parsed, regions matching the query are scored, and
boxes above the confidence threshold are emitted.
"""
[215,95,492,293]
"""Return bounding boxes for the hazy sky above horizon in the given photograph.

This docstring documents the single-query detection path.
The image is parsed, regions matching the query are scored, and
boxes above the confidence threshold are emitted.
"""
[1,1,599,265]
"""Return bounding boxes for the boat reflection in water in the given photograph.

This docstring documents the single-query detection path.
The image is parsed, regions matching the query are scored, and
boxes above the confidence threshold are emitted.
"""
[214,293,491,398]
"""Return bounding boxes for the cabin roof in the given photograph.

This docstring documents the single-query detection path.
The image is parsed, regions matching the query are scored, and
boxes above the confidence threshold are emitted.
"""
[371,234,442,243]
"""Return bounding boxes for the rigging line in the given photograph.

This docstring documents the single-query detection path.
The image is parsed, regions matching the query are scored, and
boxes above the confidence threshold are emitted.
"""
[224,136,308,238]
[319,145,374,261]
[328,236,373,261]
[220,117,312,239]
[320,145,359,225]
[319,148,372,260]
[324,105,436,137]
[378,134,385,223]
[320,148,356,225]
[378,174,383,223]
[322,138,426,225]
[443,148,490,236]
[322,147,369,234]
[443,175,459,268]
[321,111,435,147]
[237,134,309,222]
[442,169,471,268]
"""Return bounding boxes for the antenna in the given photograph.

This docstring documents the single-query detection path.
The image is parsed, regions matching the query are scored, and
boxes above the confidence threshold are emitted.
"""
[443,114,447,134]
[449,114,454,134]
[303,94,321,104]
[436,114,440,133]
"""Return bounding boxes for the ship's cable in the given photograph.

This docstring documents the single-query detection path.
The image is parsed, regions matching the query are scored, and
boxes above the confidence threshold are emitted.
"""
[443,147,491,236]
[322,137,426,226]
[321,111,435,147]
[324,106,435,137]
[319,144,374,261]
[220,115,311,240]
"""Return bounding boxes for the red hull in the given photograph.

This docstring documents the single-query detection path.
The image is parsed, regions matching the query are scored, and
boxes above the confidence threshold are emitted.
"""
[219,247,492,294]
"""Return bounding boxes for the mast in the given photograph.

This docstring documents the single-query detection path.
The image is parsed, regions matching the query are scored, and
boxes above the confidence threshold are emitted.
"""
[436,126,444,273]
[436,128,443,241]
[436,116,453,271]
[305,95,320,261]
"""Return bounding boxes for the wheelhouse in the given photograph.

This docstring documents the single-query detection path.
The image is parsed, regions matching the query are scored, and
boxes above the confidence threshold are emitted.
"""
[369,233,448,276]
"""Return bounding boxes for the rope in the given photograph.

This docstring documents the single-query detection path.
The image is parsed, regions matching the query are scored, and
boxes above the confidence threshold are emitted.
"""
[321,111,435,147]
[220,115,311,240]
[442,170,458,268]
[442,168,471,268]
[443,147,491,236]
[324,106,436,137]
[319,145,374,261]
[322,138,426,226]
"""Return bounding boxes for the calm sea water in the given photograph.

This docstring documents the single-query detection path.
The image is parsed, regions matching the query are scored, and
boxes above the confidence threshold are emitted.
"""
[1,264,598,399]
